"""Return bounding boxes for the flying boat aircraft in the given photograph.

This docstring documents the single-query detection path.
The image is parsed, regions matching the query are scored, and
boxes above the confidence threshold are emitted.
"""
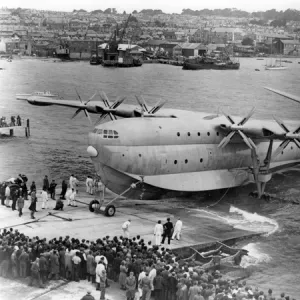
[18,88,300,216]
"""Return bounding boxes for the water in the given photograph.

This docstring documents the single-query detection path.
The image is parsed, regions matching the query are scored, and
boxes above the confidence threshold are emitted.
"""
[1,57,300,297]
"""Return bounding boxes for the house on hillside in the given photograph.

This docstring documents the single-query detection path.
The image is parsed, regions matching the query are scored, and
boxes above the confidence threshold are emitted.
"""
[275,39,300,55]
[174,43,206,58]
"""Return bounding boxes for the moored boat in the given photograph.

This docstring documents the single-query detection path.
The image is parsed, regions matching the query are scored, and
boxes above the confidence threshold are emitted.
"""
[183,59,240,70]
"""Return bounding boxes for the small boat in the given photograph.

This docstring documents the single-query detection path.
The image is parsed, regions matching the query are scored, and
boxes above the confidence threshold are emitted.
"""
[7,59,12,62]
[281,60,292,63]
[265,65,287,70]
[190,242,248,270]
[256,58,264,60]
[16,91,59,100]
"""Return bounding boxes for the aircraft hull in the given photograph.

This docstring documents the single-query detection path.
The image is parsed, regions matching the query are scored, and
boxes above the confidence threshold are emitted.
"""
[91,158,168,199]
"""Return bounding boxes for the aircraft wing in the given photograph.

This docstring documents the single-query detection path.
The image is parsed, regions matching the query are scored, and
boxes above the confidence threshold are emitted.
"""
[21,96,88,108]
[264,87,300,104]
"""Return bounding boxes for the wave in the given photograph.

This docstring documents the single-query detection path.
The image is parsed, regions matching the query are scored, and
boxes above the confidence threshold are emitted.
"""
[240,242,271,268]
[229,206,279,236]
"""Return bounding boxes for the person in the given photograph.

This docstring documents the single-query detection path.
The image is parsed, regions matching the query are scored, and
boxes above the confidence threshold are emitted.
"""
[41,188,48,209]
[172,218,183,240]
[96,260,106,290]
[16,190,25,217]
[72,252,81,282]
[28,258,44,288]
[29,181,36,194]
[122,219,131,238]
[53,198,64,211]
[70,188,77,207]
[126,271,136,300]
[193,290,204,300]
[17,115,21,126]
[5,184,11,207]
[11,186,19,211]
[86,250,96,283]
[29,190,38,218]
[86,176,93,195]
[60,180,68,199]
[49,180,57,200]
[43,175,49,192]
[161,218,173,245]
[48,250,60,280]
[80,290,95,300]
[69,174,78,190]
[119,261,128,290]
[11,115,15,126]
[140,271,153,300]
[99,269,107,300]
[154,220,164,246]
[0,183,6,205]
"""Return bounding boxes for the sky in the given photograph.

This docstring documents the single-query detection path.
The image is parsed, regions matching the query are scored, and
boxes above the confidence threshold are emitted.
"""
[1,0,300,14]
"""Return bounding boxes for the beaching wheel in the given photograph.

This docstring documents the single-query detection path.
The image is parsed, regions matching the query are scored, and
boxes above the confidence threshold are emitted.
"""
[89,199,100,212]
[104,205,116,217]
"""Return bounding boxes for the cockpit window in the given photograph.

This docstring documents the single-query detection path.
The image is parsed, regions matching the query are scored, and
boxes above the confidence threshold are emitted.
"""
[96,129,119,139]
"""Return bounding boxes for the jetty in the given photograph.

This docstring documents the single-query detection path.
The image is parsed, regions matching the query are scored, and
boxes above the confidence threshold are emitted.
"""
[0,117,30,138]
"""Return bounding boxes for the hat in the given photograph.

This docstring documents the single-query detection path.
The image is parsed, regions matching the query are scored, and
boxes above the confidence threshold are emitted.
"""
[87,290,92,294]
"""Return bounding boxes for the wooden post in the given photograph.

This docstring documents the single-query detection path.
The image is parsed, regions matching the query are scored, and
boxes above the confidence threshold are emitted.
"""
[26,119,30,137]
[9,129,13,136]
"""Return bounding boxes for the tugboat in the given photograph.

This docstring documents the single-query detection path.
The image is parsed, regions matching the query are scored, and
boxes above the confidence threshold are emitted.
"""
[183,54,240,70]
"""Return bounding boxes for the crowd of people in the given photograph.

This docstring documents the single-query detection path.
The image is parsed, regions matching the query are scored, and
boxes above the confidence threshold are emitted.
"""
[0,115,22,127]
[0,227,296,300]
[0,175,297,300]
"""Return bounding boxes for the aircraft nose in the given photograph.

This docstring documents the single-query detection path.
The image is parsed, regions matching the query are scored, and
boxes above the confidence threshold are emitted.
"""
[87,145,98,157]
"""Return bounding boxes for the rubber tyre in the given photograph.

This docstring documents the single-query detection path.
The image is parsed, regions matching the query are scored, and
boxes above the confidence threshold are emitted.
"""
[104,205,116,217]
[89,200,100,212]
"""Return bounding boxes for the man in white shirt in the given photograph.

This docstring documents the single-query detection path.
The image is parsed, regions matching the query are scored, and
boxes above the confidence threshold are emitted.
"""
[72,252,81,282]
[96,261,106,290]
[85,176,93,194]
[122,219,131,238]
[69,174,78,190]
[172,218,183,240]
[5,185,11,207]
[153,220,164,246]
[70,188,77,207]
[41,188,48,209]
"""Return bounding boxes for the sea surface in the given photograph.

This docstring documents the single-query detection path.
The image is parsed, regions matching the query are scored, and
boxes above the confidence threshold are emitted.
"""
[0,57,300,297]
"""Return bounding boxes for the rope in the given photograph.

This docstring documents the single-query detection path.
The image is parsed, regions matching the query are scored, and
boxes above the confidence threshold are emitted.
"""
[206,157,245,208]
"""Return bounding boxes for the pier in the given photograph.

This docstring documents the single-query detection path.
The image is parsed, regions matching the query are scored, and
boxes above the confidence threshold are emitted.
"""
[0,117,30,138]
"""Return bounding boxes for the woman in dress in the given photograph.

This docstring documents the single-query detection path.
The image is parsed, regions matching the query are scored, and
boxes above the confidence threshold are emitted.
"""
[119,261,128,290]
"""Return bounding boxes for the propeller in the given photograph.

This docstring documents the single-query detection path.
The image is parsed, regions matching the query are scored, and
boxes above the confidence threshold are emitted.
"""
[94,91,126,125]
[218,107,257,150]
[71,89,96,125]
[272,115,300,159]
[135,95,166,117]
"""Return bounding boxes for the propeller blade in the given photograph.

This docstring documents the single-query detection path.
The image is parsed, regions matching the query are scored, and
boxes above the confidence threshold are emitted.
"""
[293,125,300,134]
[293,139,300,149]
[111,96,126,109]
[248,137,257,151]
[218,131,236,148]
[71,108,81,119]
[135,95,149,113]
[149,99,167,114]
[85,92,97,105]
[99,91,110,107]
[83,109,93,125]
[238,107,255,126]
[221,108,235,124]
[94,114,108,126]
[273,115,289,133]
[238,130,253,149]
[272,140,290,160]
[75,88,82,103]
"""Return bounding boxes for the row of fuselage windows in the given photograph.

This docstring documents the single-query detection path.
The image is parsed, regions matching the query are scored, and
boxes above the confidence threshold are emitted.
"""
[92,129,119,139]
[177,131,220,137]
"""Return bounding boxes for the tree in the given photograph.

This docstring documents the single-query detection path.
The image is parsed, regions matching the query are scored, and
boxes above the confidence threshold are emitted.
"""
[123,11,126,15]
[132,10,138,14]
[242,37,254,46]
[104,8,112,14]
[270,19,286,27]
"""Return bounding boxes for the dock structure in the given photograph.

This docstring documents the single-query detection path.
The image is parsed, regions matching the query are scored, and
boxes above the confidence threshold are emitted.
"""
[0,118,30,138]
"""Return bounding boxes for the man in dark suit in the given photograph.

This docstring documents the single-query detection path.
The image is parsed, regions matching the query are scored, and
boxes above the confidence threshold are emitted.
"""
[161,218,173,245]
